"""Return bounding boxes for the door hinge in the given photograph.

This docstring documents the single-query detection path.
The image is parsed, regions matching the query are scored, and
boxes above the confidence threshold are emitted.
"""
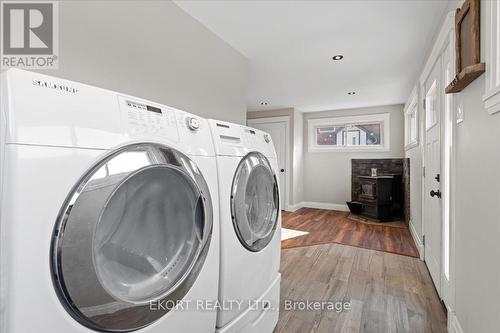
[423,98,426,110]
[423,166,425,177]
[422,234,425,246]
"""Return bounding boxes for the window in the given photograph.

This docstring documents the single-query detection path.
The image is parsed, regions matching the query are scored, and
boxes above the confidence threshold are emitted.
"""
[483,0,500,114]
[425,80,438,130]
[316,124,381,146]
[308,113,390,152]
[404,88,419,150]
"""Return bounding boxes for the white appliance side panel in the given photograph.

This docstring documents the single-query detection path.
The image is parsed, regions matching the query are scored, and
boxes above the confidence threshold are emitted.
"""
[0,145,219,333]
[216,155,281,328]
[0,72,9,332]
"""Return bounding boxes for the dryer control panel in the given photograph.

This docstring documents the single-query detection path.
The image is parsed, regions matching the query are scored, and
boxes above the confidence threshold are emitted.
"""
[208,119,276,158]
[118,96,179,142]
[241,126,276,158]
[118,96,214,156]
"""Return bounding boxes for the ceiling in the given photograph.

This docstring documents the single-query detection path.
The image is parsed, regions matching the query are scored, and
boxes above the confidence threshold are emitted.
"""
[175,1,450,112]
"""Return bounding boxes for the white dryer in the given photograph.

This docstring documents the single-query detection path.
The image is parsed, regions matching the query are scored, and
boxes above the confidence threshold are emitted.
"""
[0,69,220,333]
[208,120,281,333]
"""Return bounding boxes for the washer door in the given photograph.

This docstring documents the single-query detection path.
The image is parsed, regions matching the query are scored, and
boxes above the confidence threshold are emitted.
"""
[231,152,279,252]
[51,143,213,332]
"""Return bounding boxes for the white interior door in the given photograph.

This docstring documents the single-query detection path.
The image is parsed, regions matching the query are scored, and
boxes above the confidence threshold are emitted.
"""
[247,119,287,210]
[423,58,443,297]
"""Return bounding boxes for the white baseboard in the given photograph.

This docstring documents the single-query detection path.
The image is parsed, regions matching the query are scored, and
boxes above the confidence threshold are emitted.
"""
[286,202,304,212]
[448,311,464,333]
[301,201,349,212]
[284,201,349,212]
[409,220,424,260]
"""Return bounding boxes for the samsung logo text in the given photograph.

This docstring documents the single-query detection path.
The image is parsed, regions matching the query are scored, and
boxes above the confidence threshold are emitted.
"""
[33,80,79,94]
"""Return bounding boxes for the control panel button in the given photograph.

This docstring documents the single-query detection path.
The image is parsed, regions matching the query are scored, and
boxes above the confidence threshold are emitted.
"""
[186,117,200,131]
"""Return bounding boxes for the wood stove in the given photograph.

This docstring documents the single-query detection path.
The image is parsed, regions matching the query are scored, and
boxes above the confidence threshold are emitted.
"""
[348,158,409,222]
[356,175,403,220]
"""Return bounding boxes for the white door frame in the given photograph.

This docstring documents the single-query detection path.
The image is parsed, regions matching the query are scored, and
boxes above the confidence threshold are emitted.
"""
[418,10,456,313]
[247,116,291,211]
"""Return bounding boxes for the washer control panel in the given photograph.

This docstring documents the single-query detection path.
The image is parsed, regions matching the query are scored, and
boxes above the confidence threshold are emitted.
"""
[119,96,179,141]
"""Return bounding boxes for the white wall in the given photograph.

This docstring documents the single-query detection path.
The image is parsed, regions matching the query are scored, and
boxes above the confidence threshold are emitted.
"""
[452,2,500,329]
[302,104,405,207]
[453,76,500,333]
[36,1,248,123]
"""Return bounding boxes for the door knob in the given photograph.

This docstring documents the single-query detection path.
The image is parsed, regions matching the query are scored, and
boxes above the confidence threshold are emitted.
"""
[430,190,441,198]
[435,174,440,182]
[280,169,285,172]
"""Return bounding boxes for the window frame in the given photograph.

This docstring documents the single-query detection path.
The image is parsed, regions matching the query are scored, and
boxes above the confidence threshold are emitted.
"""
[307,113,390,153]
[405,88,419,150]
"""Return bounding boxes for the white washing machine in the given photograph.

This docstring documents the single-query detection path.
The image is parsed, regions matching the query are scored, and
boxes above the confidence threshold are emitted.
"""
[208,120,281,333]
[0,69,220,333]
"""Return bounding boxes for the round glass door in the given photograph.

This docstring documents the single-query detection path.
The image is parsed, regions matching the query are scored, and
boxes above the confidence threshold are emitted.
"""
[51,143,213,332]
[231,152,279,252]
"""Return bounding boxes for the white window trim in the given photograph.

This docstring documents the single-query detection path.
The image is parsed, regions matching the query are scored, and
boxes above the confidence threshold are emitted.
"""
[308,113,390,153]
[483,0,500,114]
[404,87,419,150]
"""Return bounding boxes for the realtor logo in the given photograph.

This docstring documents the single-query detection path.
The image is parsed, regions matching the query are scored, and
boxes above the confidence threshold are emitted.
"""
[1,1,59,69]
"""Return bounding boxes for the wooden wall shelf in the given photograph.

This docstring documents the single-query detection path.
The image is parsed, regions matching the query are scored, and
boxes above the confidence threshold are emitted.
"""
[445,62,485,93]
[445,0,484,94]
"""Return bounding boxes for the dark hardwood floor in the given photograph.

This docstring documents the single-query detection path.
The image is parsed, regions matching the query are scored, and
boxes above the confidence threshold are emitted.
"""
[276,243,447,333]
[282,208,419,257]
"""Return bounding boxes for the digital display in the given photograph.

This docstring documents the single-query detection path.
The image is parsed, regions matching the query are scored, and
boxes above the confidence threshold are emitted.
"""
[126,100,162,114]
[146,105,162,114]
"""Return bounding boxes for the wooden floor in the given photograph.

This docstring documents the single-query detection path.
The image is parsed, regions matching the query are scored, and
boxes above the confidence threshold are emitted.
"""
[282,208,419,257]
[276,243,447,333]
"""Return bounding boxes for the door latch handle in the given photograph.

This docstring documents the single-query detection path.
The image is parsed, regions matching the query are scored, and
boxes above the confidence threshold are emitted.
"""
[430,190,441,198]
[280,169,285,173]
[435,174,440,182]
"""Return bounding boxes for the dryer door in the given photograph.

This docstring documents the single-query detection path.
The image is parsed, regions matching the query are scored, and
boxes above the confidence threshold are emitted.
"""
[51,143,213,332]
[231,152,279,252]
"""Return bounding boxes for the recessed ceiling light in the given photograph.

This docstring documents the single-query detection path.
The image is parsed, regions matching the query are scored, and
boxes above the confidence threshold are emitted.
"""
[332,55,344,61]
[260,102,269,106]
[347,91,356,95]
